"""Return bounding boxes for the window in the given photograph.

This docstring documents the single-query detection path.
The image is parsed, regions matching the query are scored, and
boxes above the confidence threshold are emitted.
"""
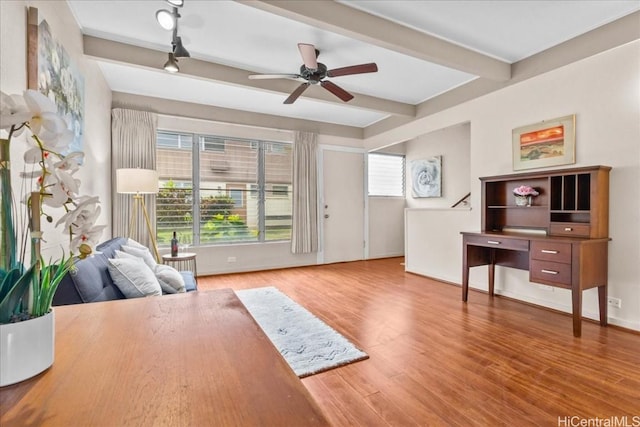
[156,131,292,246]
[272,185,289,196]
[368,153,405,197]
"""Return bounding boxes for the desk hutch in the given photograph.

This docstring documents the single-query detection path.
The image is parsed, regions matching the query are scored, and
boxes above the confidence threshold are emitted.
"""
[461,165,611,337]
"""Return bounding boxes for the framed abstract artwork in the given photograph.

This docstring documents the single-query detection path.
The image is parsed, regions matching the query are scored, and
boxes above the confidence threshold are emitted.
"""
[512,115,575,171]
[411,156,442,198]
[27,7,85,155]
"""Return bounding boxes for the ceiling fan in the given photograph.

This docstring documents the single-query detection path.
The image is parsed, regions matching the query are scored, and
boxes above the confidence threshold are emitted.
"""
[248,43,378,104]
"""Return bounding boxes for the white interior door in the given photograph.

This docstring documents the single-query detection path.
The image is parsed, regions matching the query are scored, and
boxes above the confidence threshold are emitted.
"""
[321,148,365,264]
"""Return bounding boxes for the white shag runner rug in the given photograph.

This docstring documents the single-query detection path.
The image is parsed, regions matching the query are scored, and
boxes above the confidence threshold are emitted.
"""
[235,286,368,378]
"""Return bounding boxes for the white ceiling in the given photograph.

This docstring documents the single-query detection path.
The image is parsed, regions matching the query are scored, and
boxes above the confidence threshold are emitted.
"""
[67,0,640,130]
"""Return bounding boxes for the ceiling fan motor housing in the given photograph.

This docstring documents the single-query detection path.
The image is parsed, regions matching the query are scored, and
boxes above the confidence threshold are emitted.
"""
[300,63,327,84]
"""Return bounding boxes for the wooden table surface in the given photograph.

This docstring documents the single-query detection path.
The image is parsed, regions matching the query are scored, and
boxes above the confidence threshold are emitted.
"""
[0,289,329,426]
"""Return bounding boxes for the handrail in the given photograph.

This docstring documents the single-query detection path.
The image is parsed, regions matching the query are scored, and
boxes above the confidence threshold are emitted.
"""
[451,192,471,208]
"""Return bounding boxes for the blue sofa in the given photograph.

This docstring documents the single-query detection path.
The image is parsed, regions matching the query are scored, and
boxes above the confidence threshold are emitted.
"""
[53,237,197,306]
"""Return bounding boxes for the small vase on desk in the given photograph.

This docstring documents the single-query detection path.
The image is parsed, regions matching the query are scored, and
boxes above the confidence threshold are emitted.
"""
[515,195,531,207]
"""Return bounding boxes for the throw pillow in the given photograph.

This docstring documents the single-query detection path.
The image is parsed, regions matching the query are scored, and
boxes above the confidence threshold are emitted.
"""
[107,258,162,298]
[155,264,186,293]
[121,244,157,270]
[115,250,178,295]
[126,238,148,250]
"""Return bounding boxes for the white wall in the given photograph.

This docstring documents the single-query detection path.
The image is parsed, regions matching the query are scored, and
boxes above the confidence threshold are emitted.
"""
[368,197,405,259]
[405,122,471,208]
[0,1,112,260]
[399,41,640,331]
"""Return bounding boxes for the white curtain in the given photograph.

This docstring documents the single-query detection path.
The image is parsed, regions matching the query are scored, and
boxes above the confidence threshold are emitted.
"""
[111,109,158,248]
[291,131,318,254]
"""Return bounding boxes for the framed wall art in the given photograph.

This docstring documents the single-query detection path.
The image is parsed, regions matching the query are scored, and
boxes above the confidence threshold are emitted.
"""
[27,7,85,155]
[512,114,575,171]
[411,156,442,198]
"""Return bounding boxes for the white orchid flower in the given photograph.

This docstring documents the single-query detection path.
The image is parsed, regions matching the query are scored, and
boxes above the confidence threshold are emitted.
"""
[69,224,106,253]
[54,151,84,174]
[0,91,31,132]
[69,205,101,233]
[23,89,73,149]
[43,182,72,208]
[56,196,100,228]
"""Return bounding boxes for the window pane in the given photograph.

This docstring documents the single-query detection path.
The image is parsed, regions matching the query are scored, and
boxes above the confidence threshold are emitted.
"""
[368,153,405,197]
[265,143,292,241]
[199,138,259,244]
[157,132,194,245]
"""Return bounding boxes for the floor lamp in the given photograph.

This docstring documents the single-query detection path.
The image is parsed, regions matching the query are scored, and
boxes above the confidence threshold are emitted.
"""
[116,168,161,262]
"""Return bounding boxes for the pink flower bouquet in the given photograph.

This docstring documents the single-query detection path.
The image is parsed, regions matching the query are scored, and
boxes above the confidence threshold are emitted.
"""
[513,185,539,197]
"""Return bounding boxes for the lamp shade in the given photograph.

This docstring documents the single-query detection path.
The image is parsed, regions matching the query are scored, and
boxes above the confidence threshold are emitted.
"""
[116,169,159,194]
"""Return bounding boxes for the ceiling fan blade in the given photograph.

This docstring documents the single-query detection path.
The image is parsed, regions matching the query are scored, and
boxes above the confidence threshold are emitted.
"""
[249,74,302,80]
[320,80,354,102]
[298,43,318,70]
[327,63,378,78]
[284,83,310,104]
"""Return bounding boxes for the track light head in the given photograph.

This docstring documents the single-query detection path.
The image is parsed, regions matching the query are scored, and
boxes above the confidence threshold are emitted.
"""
[163,52,179,73]
[156,9,176,31]
[165,0,184,6]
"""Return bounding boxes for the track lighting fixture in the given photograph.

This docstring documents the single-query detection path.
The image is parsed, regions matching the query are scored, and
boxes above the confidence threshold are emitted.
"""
[156,1,189,72]
[163,52,179,73]
[172,36,190,58]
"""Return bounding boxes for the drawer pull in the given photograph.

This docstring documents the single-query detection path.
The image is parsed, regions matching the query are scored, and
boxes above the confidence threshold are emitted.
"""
[541,269,559,275]
[541,250,558,254]
[564,227,573,231]
[487,240,501,245]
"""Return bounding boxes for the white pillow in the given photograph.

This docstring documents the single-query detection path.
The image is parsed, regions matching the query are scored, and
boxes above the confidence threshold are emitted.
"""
[115,250,178,295]
[107,258,162,298]
[121,244,157,270]
[155,264,186,293]
[126,238,148,250]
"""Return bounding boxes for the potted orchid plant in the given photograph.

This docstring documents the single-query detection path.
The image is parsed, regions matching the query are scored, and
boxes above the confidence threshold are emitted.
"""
[0,89,105,386]
[513,185,539,207]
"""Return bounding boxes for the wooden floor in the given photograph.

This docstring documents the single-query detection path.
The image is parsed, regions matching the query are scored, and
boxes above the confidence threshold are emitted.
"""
[199,258,640,426]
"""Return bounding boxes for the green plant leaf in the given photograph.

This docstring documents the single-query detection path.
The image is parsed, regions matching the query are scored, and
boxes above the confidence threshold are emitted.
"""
[0,264,35,323]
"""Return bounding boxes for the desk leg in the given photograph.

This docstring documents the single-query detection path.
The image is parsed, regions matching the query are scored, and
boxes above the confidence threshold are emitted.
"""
[571,287,582,337]
[488,262,495,297]
[598,285,608,326]
[462,246,469,302]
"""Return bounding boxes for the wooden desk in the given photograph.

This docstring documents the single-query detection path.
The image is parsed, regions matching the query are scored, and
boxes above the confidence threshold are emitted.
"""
[462,231,609,337]
[0,290,329,426]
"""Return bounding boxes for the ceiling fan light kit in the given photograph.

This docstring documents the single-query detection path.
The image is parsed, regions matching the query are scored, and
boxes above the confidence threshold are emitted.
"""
[249,42,378,104]
[156,1,189,72]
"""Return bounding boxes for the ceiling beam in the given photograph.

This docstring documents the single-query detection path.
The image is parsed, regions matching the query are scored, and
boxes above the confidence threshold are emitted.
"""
[240,0,511,82]
[84,36,415,118]
[112,92,364,139]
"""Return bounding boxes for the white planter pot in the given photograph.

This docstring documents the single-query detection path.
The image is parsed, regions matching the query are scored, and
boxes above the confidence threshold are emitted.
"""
[0,310,54,387]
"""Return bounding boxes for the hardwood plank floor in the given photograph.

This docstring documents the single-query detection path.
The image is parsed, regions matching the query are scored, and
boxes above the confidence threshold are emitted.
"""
[198,257,640,426]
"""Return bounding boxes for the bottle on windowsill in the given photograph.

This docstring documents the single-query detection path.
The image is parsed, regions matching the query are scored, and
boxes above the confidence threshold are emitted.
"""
[171,231,179,257]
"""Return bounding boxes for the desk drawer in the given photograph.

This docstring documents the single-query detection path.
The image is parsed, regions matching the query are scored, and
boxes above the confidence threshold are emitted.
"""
[550,223,590,238]
[464,235,529,251]
[530,260,571,285]
[531,241,572,264]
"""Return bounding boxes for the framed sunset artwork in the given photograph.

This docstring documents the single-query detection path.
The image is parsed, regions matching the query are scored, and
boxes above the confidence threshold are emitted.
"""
[512,115,575,171]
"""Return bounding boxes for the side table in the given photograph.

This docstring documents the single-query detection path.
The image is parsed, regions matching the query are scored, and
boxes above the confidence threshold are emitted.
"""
[162,252,198,284]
